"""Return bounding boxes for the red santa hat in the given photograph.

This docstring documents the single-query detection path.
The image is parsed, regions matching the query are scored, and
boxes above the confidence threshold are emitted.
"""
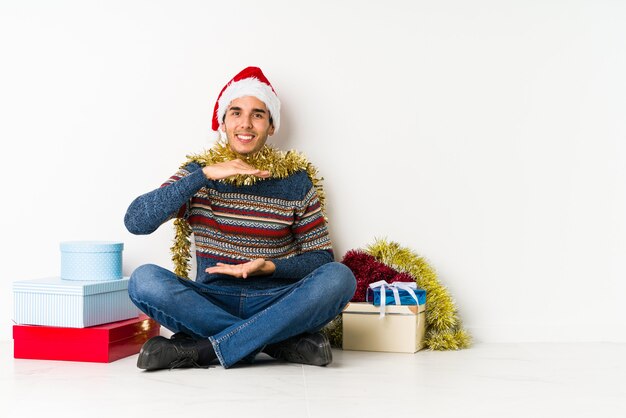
[212,66,281,133]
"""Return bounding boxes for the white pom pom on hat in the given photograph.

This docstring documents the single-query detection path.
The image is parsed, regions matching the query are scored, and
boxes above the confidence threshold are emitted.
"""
[212,66,281,133]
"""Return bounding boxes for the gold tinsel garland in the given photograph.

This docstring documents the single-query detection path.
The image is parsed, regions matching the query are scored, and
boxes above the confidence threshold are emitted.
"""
[366,239,471,350]
[323,238,471,351]
[170,141,326,278]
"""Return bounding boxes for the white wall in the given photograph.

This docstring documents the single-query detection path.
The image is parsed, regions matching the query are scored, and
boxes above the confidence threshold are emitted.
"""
[1,0,624,343]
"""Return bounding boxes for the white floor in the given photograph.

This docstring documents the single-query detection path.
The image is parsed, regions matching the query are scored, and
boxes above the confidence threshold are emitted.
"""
[1,339,625,418]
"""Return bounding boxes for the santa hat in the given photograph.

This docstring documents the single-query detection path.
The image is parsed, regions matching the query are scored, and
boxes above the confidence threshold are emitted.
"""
[212,66,281,133]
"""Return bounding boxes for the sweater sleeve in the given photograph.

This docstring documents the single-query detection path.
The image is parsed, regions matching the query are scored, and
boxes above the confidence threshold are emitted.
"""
[270,184,335,280]
[124,163,207,235]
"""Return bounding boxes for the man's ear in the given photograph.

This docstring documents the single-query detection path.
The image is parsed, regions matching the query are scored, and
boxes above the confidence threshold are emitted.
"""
[268,124,275,136]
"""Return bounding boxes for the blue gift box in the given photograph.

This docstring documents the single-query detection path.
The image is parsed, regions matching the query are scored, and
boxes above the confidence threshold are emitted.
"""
[60,241,123,281]
[12,277,138,328]
[366,285,426,306]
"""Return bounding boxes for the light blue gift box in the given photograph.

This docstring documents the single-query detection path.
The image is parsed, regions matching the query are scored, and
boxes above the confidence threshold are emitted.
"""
[60,241,123,281]
[12,277,139,328]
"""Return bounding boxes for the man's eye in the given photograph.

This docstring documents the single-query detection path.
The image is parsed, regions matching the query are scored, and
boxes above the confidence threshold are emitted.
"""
[231,111,240,116]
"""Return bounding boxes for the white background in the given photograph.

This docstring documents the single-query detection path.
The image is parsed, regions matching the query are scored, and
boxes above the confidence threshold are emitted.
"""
[1,0,624,343]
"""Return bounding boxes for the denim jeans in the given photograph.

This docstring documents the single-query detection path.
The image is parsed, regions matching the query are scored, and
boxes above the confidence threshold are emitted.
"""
[127,262,356,368]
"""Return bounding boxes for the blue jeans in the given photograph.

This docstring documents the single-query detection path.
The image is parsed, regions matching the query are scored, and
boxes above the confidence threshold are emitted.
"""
[127,262,356,368]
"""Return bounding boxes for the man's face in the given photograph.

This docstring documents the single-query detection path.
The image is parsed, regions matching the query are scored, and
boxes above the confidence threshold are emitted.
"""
[221,96,275,156]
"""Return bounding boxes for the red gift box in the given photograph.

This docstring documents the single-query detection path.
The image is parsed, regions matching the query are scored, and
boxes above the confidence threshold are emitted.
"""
[13,314,160,363]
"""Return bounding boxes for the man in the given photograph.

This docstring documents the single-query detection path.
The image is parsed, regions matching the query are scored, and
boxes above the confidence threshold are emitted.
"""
[124,67,356,370]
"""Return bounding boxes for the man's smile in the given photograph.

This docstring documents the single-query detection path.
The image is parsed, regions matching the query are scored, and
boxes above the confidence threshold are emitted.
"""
[235,133,256,142]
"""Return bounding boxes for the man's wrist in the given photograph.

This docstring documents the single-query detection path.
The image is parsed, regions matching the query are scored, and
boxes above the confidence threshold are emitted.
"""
[262,260,276,275]
[202,166,214,180]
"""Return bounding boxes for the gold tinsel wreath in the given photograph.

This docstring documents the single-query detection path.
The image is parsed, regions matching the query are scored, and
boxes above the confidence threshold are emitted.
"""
[170,140,326,278]
[323,238,471,351]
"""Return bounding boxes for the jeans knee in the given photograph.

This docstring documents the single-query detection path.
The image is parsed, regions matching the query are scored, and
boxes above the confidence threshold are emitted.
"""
[128,264,165,302]
[318,262,356,302]
[335,262,357,298]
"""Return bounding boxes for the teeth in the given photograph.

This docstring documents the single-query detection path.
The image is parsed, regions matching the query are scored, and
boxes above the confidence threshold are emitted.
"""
[237,134,253,140]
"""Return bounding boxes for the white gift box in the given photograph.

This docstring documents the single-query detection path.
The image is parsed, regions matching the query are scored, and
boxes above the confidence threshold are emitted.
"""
[342,302,426,353]
[13,277,138,328]
[60,241,123,281]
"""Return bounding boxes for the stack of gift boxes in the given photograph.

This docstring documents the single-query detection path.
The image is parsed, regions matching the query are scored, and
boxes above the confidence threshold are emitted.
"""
[342,281,427,353]
[12,241,160,363]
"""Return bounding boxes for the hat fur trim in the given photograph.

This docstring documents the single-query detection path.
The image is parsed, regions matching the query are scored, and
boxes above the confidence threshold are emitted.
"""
[215,77,281,132]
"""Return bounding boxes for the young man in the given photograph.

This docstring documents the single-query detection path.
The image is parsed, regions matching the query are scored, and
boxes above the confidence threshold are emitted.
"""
[124,67,356,370]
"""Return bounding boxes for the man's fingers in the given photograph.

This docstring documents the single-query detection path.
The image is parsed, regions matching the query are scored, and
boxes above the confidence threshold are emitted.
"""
[231,160,271,177]
[205,259,265,279]
[231,159,256,170]
[206,159,271,180]
[236,166,270,177]
[205,263,233,274]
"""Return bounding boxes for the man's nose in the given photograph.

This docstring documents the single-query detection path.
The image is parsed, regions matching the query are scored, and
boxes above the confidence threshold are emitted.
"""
[239,114,253,129]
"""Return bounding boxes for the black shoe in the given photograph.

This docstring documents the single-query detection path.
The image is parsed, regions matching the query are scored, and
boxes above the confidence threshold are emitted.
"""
[264,332,333,366]
[137,336,209,371]
[171,331,194,341]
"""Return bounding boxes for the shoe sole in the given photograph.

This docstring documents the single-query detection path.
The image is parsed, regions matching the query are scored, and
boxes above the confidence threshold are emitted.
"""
[283,335,333,366]
[314,338,333,366]
[137,336,170,370]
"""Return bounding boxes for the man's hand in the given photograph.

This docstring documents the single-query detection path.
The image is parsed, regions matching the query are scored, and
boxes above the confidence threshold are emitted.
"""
[205,258,276,279]
[203,159,270,181]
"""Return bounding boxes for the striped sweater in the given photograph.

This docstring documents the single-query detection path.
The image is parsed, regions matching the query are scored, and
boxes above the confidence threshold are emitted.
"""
[124,162,334,286]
